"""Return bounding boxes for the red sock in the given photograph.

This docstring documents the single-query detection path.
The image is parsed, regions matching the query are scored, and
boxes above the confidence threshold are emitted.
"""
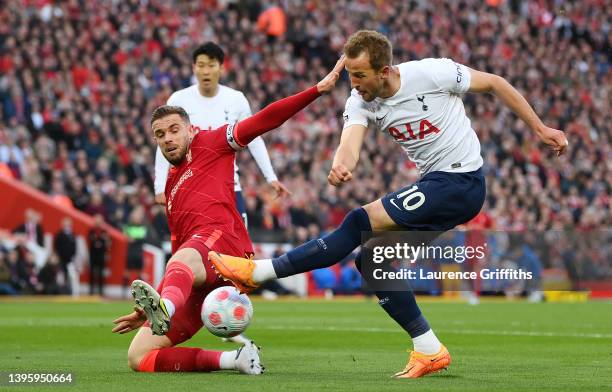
[139,348,222,372]
[160,262,194,312]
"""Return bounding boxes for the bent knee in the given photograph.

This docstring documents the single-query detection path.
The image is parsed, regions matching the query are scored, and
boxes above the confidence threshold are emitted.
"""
[127,350,144,371]
[127,346,157,372]
[363,200,399,230]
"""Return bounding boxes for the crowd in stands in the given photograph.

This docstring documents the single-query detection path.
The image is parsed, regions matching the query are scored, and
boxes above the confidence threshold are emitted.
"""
[0,1,609,294]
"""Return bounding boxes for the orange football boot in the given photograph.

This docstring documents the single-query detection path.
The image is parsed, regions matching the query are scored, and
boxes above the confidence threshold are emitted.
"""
[393,345,451,379]
[208,251,259,293]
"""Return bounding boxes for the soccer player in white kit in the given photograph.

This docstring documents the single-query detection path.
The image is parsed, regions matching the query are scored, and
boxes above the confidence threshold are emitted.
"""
[154,42,289,225]
[209,31,568,378]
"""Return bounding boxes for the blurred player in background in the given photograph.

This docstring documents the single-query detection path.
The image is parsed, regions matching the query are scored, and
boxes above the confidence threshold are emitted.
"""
[154,42,290,223]
[111,59,344,374]
[210,30,569,378]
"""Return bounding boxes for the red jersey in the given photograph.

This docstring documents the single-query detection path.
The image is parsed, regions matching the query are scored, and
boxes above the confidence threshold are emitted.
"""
[165,124,253,256]
[162,85,321,256]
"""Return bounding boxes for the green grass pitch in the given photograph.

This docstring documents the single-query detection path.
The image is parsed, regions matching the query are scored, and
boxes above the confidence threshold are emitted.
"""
[1,298,611,392]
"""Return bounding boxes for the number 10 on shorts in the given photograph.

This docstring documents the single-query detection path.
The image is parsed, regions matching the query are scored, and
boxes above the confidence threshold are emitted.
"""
[395,185,426,211]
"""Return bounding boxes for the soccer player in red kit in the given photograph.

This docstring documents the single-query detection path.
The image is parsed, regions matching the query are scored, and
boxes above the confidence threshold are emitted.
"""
[111,57,345,375]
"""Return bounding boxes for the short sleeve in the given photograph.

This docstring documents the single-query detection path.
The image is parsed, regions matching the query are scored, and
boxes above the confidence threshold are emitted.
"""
[426,58,471,94]
[236,93,252,121]
[343,93,369,129]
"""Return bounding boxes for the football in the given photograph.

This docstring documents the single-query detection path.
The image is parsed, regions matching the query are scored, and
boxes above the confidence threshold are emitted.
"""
[201,286,253,337]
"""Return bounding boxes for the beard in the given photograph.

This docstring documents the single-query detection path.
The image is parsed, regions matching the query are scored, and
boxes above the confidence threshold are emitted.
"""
[362,92,375,102]
[162,144,188,165]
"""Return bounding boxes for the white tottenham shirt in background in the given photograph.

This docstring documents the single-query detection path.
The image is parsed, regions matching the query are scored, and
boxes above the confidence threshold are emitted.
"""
[343,58,483,175]
[154,84,277,194]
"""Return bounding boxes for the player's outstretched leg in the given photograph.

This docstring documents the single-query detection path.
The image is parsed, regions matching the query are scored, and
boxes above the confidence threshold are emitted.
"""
[128,327,263,374]
[210,207,372,292]
[137,342,264,374]
[208,252,259,293]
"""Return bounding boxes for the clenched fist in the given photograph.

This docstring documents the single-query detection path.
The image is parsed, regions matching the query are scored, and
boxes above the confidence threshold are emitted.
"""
[328,163,353,186]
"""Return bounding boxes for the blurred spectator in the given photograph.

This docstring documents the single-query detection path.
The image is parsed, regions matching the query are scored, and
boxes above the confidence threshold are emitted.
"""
[257,3,287,38]
[88,214,110,296]
[338,260,362,294]
[54,217,77,279]
[122,206,152,294]
[13,209,44,247]
[37,253,68,295]
[0,250,18,295]
[7,246,38,294]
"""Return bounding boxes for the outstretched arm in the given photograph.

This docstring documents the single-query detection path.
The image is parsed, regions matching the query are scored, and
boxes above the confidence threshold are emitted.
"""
[328,124,368,186]
[231,57,345,147]
[468,69,568,156]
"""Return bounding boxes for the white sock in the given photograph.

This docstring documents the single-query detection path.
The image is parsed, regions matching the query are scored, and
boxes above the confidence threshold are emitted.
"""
[161,298,175,318]
[252,259,277,283]
[412,329,442,355]
[219,350,237,370]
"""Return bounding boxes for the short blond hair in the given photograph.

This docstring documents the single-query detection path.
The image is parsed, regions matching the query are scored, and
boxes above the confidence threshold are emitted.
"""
[343,30,392,70]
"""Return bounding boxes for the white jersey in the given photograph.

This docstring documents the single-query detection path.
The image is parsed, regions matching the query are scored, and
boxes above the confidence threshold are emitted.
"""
[343,58,483,175]
[154,84,277,194]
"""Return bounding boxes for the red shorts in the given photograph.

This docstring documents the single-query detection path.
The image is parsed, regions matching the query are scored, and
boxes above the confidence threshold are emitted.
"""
[144,235,237,345]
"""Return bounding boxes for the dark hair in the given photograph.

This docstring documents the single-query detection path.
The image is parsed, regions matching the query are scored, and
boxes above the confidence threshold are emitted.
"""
[192,42,225,64]
[343,30,392,70]
[150,105,190,126]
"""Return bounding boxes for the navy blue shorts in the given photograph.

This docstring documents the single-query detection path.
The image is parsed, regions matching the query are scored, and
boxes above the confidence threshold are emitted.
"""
[381,168,486,231]
[235,190,248,228]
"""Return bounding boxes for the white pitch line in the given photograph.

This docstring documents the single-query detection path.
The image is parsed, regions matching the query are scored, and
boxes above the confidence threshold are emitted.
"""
[259,324,612,339]
[1,319,610,339]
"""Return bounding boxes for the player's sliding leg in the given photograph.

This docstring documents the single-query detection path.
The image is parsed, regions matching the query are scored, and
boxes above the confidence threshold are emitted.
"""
[128,326,263,374]
[132,247,206,335]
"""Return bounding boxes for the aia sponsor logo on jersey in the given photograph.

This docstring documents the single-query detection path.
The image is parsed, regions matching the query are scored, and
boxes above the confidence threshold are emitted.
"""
[387,119,440,142]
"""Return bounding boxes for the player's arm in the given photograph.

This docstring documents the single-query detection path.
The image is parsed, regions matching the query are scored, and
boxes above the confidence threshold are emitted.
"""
[238,94,290,198]
[247,137,291,197]
[468,69,568,156]
[328,124,367,186]
[229,57,345,148]
[112,306,146,334]
[154,147,169,204]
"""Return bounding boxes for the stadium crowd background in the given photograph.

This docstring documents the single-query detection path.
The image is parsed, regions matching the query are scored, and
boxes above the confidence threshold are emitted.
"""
[0,0,609,294]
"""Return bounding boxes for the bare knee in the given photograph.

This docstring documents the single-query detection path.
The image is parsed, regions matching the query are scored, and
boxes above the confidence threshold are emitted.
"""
[363,199,399,231]
[127,327,172,371]
[127,346,146,371]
